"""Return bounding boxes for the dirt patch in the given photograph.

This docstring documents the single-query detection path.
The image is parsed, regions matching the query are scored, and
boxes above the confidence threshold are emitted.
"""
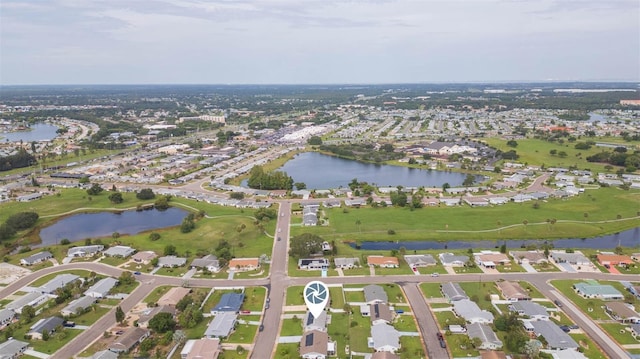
[0,263,32,285]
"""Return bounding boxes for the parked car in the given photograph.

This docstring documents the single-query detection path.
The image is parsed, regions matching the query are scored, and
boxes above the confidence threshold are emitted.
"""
[259,324,264,332]
[63,321,75,328]
[431,273,439,277]
[133,271,141,275]
[554,300,563,307]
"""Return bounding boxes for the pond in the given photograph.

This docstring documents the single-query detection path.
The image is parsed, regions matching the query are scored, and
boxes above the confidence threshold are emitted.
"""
[263,152,482,189]
[38,207,188,246]
[1,123,60,142]
[348,227,640,250]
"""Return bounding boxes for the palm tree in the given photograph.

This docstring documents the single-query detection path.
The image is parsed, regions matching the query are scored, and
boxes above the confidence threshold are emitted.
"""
[583,212,588,223]
[355,219,361,232]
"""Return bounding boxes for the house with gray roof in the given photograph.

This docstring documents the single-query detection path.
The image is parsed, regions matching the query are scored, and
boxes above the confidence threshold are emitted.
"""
[108,327,149,353]
[509,301,549,321]
[28,316,64,340]
[212,293,245,314]
[61,296,96,317]
[370,303,394,325]
[0,339,28,359]
[334,257,358,269]
[528,320,578,350]
[190,254,221,272]
[364,285,388,304]
[439,253,468,267]
[39,274,81,294]
[441,282,468,302]
[0,309,15,328]
[303,205,319,226]
[6,292,50,313]
[604,302,640,323]
[67,245,104,258]
[84,277,118,298]
[370,323,400,353]
[467,322,502,350]
[573,281,623,300]
[549,251,591,266]
[510,251,548,265]
[303,310,328,332]
[103,245,135,258]
[204,312,237,338]
[404,254,436,267]
[20,251,53,266]
[453,299,494,324]
[158,256,187,268]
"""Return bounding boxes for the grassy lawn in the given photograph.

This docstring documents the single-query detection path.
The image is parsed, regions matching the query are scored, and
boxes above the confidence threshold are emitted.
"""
[570,333,608,359]
[144,285,173,304]
[72,306,111,326]
[30,328,84,354]
[285,286,305,306]
[99,256,130,267]
[232,264,270,279]
[288,187,640,242]
[375,264,414,276]
[111,280,139,295]
[393,314,418,332]
[443,332,479,358]
[273,343,300,359]
[551,280,610,320]
[600,323,640,345]
[518,281,544,298]
[241,287,266,312]
[280,318,304,336]
[399,336,426,359]
[184,317,210,339]
[496,262,526,273]
[430,303,453,309]
[453,266,483,274]
[344,290,365,303]
[329,287,345,309]
[327,312,349,357]
[434,310,458,329]
[420,283,444,298]
[383,283,406,304]
[227,321,257,344]
[459,282,500,311]
[349,306,372,352]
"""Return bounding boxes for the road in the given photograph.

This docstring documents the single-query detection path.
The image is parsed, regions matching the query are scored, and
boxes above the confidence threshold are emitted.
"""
[401,283,449,359]
[1,250,634,358]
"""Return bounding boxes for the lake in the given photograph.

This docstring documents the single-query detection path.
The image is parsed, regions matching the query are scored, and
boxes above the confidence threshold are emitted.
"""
[269,152,481,189]
[348,227,640,250]
[0,123,60,142]
[38,207,188,246]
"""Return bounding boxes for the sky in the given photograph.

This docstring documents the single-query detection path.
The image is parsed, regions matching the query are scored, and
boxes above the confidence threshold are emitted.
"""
[1,0,639,85]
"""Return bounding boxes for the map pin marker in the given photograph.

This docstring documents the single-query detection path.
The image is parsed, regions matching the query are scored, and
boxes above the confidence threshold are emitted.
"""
[304,280,329,319]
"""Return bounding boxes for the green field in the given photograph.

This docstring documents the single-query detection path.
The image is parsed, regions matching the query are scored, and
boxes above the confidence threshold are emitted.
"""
[288,186,640,242]
[483,137,640,173]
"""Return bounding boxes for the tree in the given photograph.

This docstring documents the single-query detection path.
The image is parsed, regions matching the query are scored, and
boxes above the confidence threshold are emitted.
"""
[149,232,161,241]
[86,183,103,196]
[178,304,203,329]
[506,140,518,148]
[410,193,423,208]
[229,192,245,200]
[180,217,195,233]
[164,245,177,256]
[307,136,322,146]
[294,182,307,190]
[442,182,450,192]
[115,306,125,324]
[149,312,176,333]
[355,219,361,232]
[21,305,36,322]
[136,188,156,200]
[108,192,123,204]
[154,196,170,210]
[583,212,588,223]
[289,233,323,258]
[79,176,90,185]
[390,191,407,207]
[118,271,136,286]
[462,174,475,187]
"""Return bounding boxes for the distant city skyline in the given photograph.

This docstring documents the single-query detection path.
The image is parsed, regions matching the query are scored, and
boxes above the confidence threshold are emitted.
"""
[1,0,638,85]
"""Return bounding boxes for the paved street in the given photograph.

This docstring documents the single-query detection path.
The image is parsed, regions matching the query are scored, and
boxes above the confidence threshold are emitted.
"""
[401,283,449,359]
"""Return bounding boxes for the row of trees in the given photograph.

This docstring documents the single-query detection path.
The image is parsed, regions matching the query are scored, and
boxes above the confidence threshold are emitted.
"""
[247,165,293,190]
[0,211,39,241]
[0,148,36,172]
